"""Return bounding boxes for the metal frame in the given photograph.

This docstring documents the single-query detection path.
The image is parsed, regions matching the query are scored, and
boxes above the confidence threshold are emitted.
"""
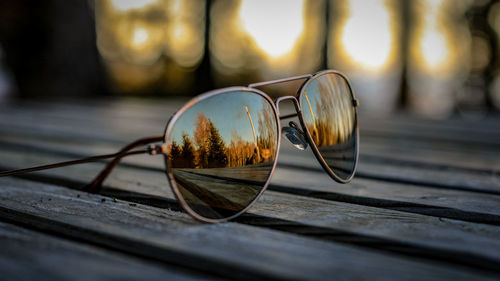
[162,87,282,223]
[0,70,359,223]
[296,70,360,183]
[163,70,359,222]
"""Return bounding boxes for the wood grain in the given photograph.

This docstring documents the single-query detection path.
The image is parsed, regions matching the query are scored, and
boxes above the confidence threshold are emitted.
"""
[0,221,211,281]
[1,100,499,280]
[2,146,500,273]
[1,177,493,280]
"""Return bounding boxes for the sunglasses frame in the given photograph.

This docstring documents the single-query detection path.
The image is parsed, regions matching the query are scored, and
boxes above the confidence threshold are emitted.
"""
[0,70,358,223]
[296,70,359,184]
[163,70,359,223]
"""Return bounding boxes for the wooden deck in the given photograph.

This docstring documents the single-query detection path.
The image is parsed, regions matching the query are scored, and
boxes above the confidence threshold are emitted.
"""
[0,99,499,280]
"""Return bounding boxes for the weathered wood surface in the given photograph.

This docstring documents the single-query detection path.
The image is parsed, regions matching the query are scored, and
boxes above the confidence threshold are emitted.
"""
[0,100,499,280]
[0,221,209,281]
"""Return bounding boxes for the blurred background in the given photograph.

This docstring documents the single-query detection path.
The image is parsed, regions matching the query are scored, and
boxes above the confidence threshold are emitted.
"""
[0,0,499,118]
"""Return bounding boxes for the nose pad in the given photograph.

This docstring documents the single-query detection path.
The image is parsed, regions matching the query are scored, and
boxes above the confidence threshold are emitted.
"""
[282,121,308,150]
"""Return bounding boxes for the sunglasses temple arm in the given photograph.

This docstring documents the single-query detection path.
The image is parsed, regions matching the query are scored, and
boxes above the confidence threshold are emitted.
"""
[0,135,164,194]
[84,135,164,193]
[0,150,146,178]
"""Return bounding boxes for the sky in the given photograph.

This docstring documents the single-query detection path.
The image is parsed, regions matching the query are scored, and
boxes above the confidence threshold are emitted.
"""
[169,91,275,146]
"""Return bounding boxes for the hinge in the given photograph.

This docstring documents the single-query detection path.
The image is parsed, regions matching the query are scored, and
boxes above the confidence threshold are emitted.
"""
[148,144,168,155]
[353,98,359,107]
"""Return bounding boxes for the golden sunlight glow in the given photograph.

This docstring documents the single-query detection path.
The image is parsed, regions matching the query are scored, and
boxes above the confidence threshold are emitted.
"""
[110,0,157,11]
[328,0,402,114]
[172,24,187,42]
[164,0,205,68]
[239,0,305,58]
[210,0,323,82]
[96,0,205,91]
[340,0,393,70]
[407,0,471,117]
[170,0,183,14]
[417,0,450,71]
[132,27,150,47]
[420,28,447,68]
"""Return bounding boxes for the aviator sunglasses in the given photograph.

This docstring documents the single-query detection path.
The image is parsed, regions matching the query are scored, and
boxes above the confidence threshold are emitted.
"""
[0,70,359,223]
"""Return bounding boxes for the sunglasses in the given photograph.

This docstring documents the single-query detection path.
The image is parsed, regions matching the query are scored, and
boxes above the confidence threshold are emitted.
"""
[0,70,359,223]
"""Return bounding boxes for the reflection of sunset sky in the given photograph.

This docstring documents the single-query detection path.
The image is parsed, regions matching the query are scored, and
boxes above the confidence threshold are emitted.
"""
[303,82,321,113]
[301,74,355,145]
[171,92,267,145]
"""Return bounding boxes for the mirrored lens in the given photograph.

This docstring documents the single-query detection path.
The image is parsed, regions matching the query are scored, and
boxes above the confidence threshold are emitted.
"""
[165,91,278,220]
[300,73,357,180]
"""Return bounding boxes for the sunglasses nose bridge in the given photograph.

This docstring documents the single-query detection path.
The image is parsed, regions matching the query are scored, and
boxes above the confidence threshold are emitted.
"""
[275,96,301,116]
[275,96,310,150]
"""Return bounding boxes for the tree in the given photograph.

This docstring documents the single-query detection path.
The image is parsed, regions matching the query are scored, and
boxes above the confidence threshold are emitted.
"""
[181,133,196,168]
[256,101,277,163]
[207,121,227,168]
[193,114,211,168]
[169,141,182,167]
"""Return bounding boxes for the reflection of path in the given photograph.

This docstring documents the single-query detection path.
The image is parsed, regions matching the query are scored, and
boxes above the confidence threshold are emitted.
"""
[172,163,272,219]
[185,163,272,184]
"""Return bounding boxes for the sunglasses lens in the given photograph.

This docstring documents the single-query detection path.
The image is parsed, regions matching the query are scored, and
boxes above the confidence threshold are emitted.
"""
[300,73,357,181]
[165,91,279,220]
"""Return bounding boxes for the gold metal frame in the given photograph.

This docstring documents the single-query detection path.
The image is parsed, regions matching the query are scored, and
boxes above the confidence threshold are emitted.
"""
[162,86,282,223]
[296,70,359,183]
[163,70,359,222]
[0,70,359,223]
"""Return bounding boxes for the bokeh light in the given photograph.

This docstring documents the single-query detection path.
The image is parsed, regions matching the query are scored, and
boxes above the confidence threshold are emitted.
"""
[109,0,157,12]
[239,0,304,59]
[95,0,205,93]
[488,1,500,111]
[329,0,401,114]
[407,0,471,118]
[89,0,498,115]
[210,0,324,89]
[410,0,460,74]
[339,0,394,71]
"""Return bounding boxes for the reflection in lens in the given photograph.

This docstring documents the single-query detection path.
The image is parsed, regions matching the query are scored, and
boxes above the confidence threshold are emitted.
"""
[301,73,357,180]
[166,91,278,220]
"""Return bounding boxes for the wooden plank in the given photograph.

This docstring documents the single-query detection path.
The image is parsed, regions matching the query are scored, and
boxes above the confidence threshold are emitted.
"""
[360,113,500,145]
[2,135,499,219]
[272,166,500,219]
[1,117,498,196]
[1,102,498,174]
[278,144,500,195]
[359,140,500,173]
[0,108,497,215]
[358,113,500,171]
[0,221,210,281]
[3,100,500,149]
[0,110,498,226]
[2,101,500,275]
[5,100,499,144]
[1,177,492,281]
[3,147,500,273]
[1,101,499,185]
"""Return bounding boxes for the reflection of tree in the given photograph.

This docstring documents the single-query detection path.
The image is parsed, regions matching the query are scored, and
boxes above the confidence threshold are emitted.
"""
[191,113,227,168]
[194,114,211,168]
[207,120,228,168]
[170,109,277,169]
[257,100,277,162]
[228,132,252,167]
[169,140,182,167]
[180,133,196,168]
[305,75,355,147]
